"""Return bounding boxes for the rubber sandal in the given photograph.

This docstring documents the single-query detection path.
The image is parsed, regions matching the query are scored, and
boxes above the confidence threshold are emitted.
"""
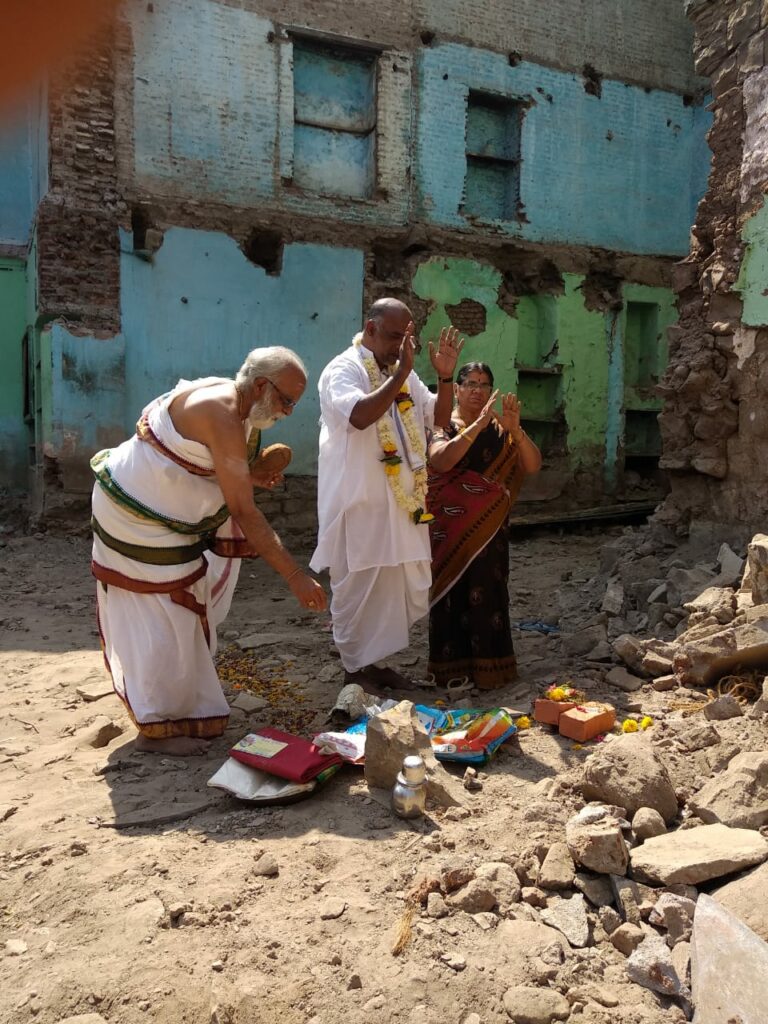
[445,676,472,699]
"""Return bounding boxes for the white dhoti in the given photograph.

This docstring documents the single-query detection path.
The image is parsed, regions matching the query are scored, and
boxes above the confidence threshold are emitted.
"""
[96,548,239,737]
[90,378,255,739]
[330,550,431,672]
[311,342,438,672]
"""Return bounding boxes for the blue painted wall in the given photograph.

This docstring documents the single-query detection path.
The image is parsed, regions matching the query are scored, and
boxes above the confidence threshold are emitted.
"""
[416,44,710,255]
[131,1,278,203]
[119,229,364,474]
[0,89,47,246]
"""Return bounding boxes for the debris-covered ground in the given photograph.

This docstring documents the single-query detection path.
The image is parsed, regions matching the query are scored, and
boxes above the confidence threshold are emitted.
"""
[1,523,767,1024]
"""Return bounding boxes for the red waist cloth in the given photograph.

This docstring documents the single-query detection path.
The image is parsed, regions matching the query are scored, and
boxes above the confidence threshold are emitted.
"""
[229,727,343,783]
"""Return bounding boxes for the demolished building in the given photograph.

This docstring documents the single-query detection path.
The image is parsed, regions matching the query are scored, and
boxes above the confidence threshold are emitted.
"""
[0,0,709,525]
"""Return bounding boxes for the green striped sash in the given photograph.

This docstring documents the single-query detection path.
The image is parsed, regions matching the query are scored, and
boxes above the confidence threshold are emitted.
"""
[91,516,210,566]
[91,449,231,536]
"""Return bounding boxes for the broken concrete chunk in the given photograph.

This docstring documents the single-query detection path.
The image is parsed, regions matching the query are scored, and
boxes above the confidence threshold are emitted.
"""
[605,666,644,693]
[747,533,768,604]
[502,986,569,1024]
[610,875,656,925]
[691,894,768,1024]
[581,735,678,822]
[537,842,575,891]
[666,565,717,608]
[363,701,464,808]
[231,692,269,713]
[688,751,768,830]
[601,578,624,615]
[632,807,667,842]
[712,860,768,942]
[626,933,691,1004]
[673,620,768,688]
[683,585,737,624]
[565,807,629,876]
[652,674,677,691]
[630,823,768,885]
[649,892,696,946]
[641,650,674,676]
[75,678,115,702]
[445,878,497,914]
[539,893,590,948]
[610,922,645,956]
[573,871,614,908]
[599,905,621,935]
[612,634,649,675]
[715,543,744,587]
[702,692,744,720]
[662,719,721,752]
[747,676,768,719]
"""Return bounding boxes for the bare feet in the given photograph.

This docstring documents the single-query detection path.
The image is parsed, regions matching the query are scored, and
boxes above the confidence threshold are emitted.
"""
[134,734,212,756]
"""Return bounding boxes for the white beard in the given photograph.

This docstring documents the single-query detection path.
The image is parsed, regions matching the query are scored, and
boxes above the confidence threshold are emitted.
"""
[246,394,283,432]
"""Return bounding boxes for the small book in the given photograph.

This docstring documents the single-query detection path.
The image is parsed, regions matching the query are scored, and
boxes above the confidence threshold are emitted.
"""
[229,727,343,784]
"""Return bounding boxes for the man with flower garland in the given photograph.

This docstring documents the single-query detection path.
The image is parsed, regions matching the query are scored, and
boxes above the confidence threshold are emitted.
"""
[310,298,463,690]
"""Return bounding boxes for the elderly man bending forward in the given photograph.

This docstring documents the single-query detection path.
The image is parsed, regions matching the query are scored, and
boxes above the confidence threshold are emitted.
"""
[91,347,326,755]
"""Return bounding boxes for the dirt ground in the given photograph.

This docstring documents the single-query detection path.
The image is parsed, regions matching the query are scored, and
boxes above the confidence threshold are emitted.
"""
[0,526,691,1024]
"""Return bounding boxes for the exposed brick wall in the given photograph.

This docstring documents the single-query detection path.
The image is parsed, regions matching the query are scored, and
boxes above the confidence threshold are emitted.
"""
[254,474,318,541]
[416,0,700,94]
[656,0,768,543]
[38,23,123,331]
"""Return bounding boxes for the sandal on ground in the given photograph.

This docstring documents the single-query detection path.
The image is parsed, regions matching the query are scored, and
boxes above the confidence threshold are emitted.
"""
[444,676,473,700]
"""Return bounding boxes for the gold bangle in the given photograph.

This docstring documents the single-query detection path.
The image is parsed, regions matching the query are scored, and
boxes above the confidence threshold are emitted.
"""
[285,567,302,583]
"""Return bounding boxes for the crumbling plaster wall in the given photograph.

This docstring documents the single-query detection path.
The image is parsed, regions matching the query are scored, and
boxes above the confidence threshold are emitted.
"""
[411,257,677,509]
[657,0,768,545]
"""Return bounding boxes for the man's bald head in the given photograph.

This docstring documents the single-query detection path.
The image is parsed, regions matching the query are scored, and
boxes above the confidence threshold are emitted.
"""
[366,297,412,323]
[363,297,414,368]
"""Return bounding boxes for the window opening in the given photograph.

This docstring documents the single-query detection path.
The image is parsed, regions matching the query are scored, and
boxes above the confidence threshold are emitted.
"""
[292,38,377,199]
[463,92,522,221]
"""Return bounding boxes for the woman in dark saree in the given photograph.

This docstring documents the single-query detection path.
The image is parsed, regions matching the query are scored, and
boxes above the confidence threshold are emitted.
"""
[426,362,542,689]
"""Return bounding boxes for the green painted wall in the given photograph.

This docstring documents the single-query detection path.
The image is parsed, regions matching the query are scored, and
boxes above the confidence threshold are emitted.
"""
[735,196,768,327]
[0,258,29,489]
[558,274,610,462]
[413,258,518,386]
[412,256,675,494]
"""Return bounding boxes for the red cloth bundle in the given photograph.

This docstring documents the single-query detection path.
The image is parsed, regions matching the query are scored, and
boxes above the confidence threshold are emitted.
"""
[229,727,343,784]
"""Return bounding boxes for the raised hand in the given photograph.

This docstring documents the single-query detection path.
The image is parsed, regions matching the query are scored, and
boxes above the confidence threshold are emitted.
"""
[396,321,416,380]
[428,325,465,379]
[500,393,522,438]
[476,388,500,430]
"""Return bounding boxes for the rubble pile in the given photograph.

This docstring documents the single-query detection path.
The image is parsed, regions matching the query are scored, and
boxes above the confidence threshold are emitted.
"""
[400,683,768,1020]
[393,531,768,1019]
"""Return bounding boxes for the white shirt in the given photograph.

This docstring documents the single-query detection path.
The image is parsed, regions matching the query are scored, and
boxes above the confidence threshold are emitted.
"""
[310,343,437,574]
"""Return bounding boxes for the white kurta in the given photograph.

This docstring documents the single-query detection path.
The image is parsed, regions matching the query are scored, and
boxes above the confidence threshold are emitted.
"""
[309,343,436,671]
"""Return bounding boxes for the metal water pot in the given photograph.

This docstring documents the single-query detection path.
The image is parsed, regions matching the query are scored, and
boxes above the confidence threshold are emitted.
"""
[391,754,427,819]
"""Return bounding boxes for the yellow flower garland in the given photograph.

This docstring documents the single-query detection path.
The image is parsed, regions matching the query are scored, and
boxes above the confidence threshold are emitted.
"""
[355,339,433,525]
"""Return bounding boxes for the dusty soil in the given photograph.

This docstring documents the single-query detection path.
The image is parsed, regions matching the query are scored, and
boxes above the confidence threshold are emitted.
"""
[0,527,689,1024]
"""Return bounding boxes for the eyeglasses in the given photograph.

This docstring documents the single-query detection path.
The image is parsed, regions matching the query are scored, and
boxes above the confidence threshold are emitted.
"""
[459,381,492,393]
[266,378,298,410]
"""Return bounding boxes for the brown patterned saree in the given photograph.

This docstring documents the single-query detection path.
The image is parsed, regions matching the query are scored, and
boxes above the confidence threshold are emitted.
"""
[427,421,525,689]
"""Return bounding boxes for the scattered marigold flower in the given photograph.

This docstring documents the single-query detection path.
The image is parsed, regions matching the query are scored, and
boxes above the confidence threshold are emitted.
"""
[640,715,654,730]
[515,715,531,729]
[622,719,639,733]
